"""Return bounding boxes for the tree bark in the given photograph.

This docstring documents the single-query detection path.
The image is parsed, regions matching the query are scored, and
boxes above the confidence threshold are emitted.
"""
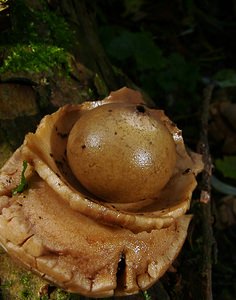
[197,85,215,300]
[56,0,124,91]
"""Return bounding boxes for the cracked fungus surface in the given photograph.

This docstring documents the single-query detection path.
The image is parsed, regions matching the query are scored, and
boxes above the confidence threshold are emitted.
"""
[0,87,203,297]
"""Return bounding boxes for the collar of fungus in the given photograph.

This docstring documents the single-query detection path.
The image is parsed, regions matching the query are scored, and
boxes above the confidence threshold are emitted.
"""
[0,87,203,297]
[21,87,203,232]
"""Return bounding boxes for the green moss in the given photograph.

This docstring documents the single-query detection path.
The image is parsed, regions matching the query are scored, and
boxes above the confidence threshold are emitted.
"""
[7,0,75,49]
[0,43,72,75]
[0,279,14,290]
[0,0,76,76]
[0,250,47,299]
[40,296,49,300]
[0,0,8,8]
[142,290,152,300]
[0,249,81,299]
[49,289,80,300]
[54,289,71,300]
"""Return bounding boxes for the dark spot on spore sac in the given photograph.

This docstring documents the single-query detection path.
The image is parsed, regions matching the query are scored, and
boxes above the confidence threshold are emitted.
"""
[108,109,113,112]
[114,131,117,135]
[182,168,191,175]
[136,105,146,113]
[81,144,86,149]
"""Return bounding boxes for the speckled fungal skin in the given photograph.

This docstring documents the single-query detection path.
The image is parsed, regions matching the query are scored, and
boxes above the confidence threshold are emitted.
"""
[67,102,176,203]
[0,87,203,297]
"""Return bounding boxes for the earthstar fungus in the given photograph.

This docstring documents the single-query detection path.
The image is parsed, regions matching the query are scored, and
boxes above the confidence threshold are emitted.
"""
[0,87,203,297]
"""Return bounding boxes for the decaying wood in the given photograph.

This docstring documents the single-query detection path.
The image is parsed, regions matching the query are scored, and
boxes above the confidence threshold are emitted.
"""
[197,84,215,300]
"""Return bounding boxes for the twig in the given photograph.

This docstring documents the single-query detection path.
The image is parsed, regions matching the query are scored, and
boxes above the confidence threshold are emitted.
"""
[197,84,215,300]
